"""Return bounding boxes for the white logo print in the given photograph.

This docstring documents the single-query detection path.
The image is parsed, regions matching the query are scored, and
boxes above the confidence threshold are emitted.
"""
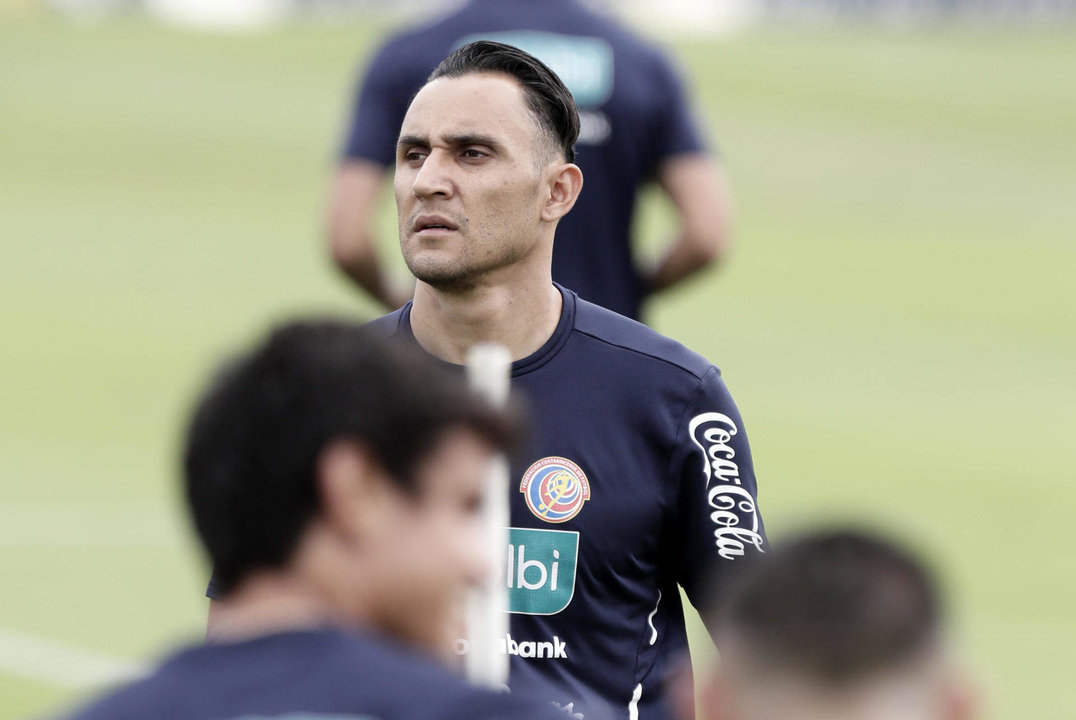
[497,633,568,659]
[552,701,585,720]
[689,412,765,560]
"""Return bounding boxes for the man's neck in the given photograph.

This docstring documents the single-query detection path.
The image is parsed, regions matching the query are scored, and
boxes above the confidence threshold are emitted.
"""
[409,272,563,364]
[206,575,343,644]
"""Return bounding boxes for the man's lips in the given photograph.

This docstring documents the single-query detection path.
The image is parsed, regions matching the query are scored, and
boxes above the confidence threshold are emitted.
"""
[413,214,459,233]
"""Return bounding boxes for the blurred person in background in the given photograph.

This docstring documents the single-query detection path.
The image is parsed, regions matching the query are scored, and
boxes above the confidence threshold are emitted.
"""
[684,529,977,720]
[327,0,733,322]
[58,319,568,720]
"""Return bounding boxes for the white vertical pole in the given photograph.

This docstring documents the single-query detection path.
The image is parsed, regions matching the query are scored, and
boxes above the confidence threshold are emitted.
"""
[464,343,512,687]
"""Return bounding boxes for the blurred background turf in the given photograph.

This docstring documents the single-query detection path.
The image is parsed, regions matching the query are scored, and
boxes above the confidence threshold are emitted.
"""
[1,9,1074,719]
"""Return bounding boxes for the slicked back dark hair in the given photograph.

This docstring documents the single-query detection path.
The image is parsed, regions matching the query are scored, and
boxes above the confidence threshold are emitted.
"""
[428,40,580,163]
[184,319,521,597]
[713,529,942,686]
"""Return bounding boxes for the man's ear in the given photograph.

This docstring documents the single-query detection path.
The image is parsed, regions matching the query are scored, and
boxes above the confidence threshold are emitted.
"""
[316,438,393,544]
[540,162,583,223]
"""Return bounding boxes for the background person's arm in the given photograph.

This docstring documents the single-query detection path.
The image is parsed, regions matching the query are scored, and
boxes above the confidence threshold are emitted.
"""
[639,154,733,296]
[326,159,413,310]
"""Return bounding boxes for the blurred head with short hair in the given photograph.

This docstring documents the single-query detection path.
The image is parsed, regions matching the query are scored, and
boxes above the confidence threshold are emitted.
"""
[185,319,521,659]
[698,529,976,720]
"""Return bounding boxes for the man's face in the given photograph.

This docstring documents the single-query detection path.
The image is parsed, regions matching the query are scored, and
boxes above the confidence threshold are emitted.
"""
[364,428,493,660]
[394,72,552,290]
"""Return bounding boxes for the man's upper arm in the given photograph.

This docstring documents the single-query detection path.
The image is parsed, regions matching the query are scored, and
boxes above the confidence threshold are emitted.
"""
[648,51,708,165]
[671,367,766,614]
[327,159,390,260]
[635,51,732,294]
[340,42,416,165]
[330,42,401,263]
[657,154,733,261]
[329,41,425,307]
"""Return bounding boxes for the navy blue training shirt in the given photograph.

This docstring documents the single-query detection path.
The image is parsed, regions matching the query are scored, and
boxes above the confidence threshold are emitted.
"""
[341,0,710,320]
[366,285,766,720]
[57,627,569,720]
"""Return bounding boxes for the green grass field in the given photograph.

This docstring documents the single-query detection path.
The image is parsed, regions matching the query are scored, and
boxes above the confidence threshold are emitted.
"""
[1,12,1074,719]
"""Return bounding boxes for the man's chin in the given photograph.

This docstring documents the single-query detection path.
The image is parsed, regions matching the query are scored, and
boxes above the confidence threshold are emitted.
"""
[407,262,478,293]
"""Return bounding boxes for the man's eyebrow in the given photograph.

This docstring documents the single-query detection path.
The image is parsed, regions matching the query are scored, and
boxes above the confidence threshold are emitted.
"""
[397,133,502,151]
[397,134,428,150]
[443,133,501,150]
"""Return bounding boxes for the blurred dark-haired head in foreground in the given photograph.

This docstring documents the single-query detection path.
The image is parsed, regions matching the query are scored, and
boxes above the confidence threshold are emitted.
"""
[691,529,977,720]
[187,319,522,658]
[56,320,578,720]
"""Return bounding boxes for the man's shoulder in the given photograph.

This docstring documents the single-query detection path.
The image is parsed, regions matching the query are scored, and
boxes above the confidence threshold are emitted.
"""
[570,295,716,382]
[364,7,472,77]
[363,305,409,341]
[373,0,664,61]
[58,629,563,720]
[552,6,676,76]
[374,1,497,58]
[331,635,574,720]
[57,677,161,720]
[305,630,558,718]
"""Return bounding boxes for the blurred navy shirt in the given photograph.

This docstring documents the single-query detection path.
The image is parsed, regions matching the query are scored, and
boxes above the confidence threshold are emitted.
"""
[58,627,568,720]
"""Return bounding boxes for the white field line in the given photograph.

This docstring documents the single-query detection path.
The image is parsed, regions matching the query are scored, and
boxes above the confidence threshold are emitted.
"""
[0,627,148,689]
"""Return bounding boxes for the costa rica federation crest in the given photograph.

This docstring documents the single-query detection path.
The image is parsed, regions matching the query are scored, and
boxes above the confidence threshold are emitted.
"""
[520,456,590,523]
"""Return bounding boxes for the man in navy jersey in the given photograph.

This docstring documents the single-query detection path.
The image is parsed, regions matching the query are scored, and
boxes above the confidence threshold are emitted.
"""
[327,0,732,321]
[59,320,567,720]
[693,530,977,720]
[365,42,765,720]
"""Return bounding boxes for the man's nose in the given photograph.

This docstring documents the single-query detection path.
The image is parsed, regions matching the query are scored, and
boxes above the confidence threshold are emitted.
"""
[412,150,453,198]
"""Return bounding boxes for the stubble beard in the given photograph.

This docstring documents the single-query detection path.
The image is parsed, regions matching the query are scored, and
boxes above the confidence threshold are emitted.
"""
[404,232,526,293]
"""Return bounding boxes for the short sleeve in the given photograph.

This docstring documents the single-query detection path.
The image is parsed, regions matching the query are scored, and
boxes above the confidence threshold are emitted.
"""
[339,43,425,167]
[648,52,710,163]
[670,366,766,609]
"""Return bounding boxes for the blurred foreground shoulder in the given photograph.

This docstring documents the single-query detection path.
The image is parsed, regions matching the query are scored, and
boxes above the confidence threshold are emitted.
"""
[53,628,574,720]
